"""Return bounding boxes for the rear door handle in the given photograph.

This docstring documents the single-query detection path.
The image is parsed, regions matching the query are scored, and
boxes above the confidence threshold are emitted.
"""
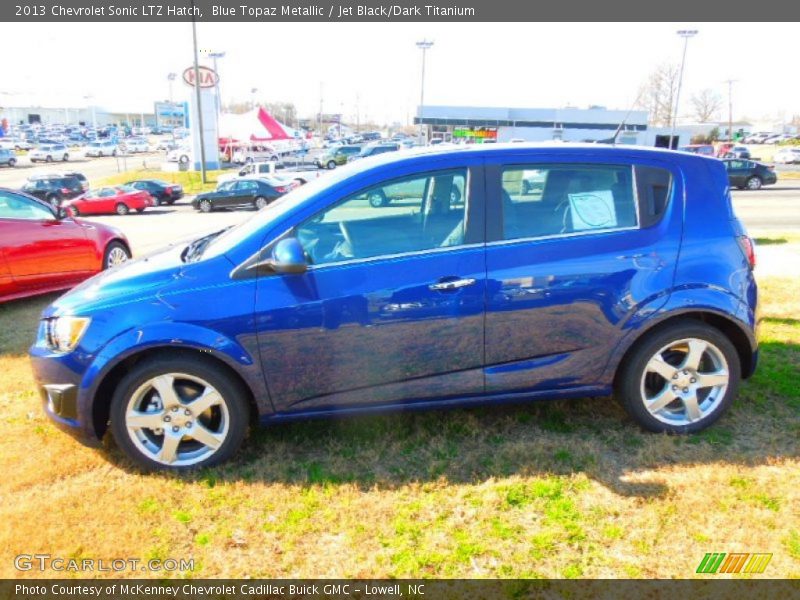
[429,278,476,291]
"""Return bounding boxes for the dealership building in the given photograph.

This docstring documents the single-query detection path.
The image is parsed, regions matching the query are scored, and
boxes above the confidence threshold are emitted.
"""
[415,105,690,147]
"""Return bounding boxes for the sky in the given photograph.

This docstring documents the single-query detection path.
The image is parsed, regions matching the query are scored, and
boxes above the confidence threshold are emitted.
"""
[2,22,798,126]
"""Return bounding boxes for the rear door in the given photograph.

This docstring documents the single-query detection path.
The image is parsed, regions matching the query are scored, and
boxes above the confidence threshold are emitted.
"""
[483,154,682,393]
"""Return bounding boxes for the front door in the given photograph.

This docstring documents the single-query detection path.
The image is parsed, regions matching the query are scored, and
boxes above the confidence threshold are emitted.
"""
[254,165,486,413]
[483,157,682,393]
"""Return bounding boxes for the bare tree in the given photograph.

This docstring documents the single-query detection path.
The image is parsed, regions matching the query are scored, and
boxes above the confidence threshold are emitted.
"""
[635,63,680,128]
[691,89,722,123]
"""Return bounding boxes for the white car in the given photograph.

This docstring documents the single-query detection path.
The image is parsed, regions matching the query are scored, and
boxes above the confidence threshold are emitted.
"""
[0,138,32,151]
[30,143,70,163]
[217,161,280,185]
[167,147,192,164]
[121,138,150,153]
[231,144,281,164]
[85,141,118,157]
[773,147,800,164]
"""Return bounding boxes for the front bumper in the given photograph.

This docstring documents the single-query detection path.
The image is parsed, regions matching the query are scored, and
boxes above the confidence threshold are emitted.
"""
[29,348,103,447]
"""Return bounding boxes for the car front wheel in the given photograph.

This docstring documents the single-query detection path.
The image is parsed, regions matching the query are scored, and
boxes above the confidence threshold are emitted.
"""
[254,196,268,209]
[198,199,212,213]
[109,356,249,470]
[616,321,740,434]
[116,203,130,215]
[327,160,337,170]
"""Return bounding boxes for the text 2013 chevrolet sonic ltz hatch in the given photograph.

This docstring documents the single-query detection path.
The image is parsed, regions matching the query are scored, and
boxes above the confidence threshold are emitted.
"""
[30,144,759,470]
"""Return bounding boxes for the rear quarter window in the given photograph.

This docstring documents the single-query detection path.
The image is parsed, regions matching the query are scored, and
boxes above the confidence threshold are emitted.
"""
[634,166,673,228]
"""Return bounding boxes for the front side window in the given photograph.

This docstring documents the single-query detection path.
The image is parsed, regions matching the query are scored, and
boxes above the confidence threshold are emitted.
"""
[296,169,468,266]
[501,164,638,240]
[0,192,55,221]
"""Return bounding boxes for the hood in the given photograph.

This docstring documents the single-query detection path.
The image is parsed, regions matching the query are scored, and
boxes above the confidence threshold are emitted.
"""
[43,245,189,318]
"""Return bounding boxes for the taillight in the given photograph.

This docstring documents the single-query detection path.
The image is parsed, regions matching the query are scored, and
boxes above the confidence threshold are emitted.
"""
[276,186,287,193]
[737,235,756,269]
[61,188,71,194]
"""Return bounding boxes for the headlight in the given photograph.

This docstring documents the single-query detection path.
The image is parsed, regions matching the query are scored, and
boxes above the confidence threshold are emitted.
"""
[44,317,91,353]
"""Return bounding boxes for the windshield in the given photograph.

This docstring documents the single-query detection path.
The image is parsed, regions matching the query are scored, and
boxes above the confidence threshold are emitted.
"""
[201,166,357,260]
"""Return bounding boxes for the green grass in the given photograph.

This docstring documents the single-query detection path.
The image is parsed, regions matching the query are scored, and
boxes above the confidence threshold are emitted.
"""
[0,276,798,578]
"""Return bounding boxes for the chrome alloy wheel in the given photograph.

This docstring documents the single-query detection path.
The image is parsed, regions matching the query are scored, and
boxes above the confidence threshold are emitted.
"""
[640,338,730,426]
[125,373,229,467]
[106,246,129,268]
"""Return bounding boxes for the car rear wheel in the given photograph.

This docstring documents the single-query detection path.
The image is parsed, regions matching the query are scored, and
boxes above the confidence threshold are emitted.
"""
[109,356,249,471]
[45,155,52,162]
[746,176,762,190]
[103,241,131,269]
[63,154,69,161]
[616,321,740,434]
[254,196,268,209]
[98,151,104,157]
[327,160,337,170]
[7,158,16,167]
[136,208,146,213]
[368,190,388,208]
[116,203,130,215]
[198,199,212,213]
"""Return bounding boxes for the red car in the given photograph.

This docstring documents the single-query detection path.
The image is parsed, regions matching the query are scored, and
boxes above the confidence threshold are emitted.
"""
[0,189,131,303]
[64,185,154,216]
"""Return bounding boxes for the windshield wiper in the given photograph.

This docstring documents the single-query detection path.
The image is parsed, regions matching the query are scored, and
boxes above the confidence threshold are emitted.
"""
[182,227,231,263]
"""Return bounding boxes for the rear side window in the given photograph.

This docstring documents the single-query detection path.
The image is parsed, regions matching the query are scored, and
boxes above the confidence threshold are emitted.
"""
[635,166,672,228]
[500,164,637,240]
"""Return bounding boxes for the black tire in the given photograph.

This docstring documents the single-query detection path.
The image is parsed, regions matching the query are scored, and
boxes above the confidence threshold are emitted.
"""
[103,240,130,269]
[70,205,80,217]
[115,203,130,215]
[327,160,337,170]
[63,154,69,162]
[7,158,16,167]
[179,154,189,164]
[746,176,762,190]
[368,190,388,208]
[136,208,145,213]
[112,149,117,157]
[45,155,52,163]
[109,355,250,471]
[98,151,104,157]
[198,199,212,213]
[254,196,268,210]
[167,198,176,205]
[615,320,740,434]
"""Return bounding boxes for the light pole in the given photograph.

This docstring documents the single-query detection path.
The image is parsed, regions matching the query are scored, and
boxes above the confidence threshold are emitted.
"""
[250,88,258,111]
[725,79,737,142]
[190,1,208,184]
[167,72,177,103]
[204,51,225,114]
[670,29,698,149]
[416,39,434,145]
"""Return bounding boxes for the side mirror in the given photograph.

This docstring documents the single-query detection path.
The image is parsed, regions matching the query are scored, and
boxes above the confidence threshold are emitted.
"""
[268,237,307,274]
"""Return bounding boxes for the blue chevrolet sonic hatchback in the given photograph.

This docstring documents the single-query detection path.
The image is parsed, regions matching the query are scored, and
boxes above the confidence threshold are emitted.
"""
[30,144,759,470]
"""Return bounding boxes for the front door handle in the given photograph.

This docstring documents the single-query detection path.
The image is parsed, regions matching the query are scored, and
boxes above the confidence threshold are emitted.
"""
[429,278,476,291]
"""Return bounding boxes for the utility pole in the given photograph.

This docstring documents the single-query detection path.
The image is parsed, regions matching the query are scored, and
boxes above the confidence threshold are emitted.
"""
[670,29,698,149]
[206,51,225,115]
[318,81,324,137]
[725,79,737,142]
[416,39,434,145]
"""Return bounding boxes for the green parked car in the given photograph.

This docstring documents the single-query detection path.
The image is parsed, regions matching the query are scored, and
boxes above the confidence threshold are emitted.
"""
[316,145,362,169]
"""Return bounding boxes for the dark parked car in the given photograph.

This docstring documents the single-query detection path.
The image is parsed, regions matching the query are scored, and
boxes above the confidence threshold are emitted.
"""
[0,189,131,302]
[192,178,290,212]
[21,174,85,207]
[30,145,758,471]
[723,159,777,190]
[126,179,184,205]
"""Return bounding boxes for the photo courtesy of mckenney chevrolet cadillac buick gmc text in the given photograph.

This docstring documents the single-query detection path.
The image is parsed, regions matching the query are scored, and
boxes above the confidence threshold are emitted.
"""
[29,144,758,470]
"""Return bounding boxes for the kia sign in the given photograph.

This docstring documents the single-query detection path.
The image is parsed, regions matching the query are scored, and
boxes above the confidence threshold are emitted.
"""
[183,66,218,88]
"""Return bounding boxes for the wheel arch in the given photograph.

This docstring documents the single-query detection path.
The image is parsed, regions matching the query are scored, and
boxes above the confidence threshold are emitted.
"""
[607,309,757,389]
[90,346,260,441]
